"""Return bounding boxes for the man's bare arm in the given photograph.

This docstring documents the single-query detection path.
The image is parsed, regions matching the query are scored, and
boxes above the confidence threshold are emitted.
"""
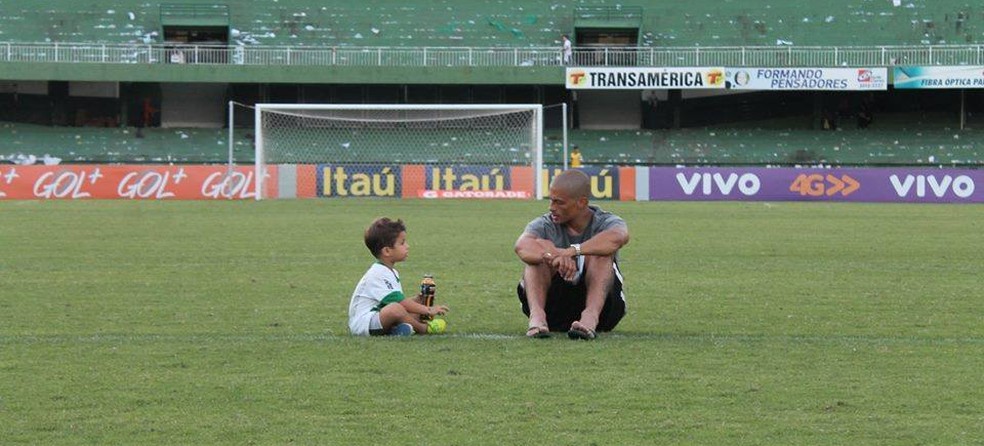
[514,232,560,265]
[558,227,629,258]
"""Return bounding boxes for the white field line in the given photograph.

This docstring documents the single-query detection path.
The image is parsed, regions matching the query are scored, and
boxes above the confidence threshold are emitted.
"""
[1,332,982,345]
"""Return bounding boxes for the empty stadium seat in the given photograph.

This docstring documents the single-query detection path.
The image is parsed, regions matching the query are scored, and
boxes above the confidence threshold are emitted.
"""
[2,120,979,166]
[0,1,979,47]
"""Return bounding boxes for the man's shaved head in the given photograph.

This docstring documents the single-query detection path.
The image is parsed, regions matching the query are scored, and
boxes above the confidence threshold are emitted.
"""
[550,169,590,200]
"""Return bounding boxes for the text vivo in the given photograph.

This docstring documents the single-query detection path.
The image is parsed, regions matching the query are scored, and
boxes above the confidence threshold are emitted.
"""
[676,172,761,196]
[889,174,975,198]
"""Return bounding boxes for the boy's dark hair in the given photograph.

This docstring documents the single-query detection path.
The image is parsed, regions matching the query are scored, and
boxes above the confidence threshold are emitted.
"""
[364,217,406,258]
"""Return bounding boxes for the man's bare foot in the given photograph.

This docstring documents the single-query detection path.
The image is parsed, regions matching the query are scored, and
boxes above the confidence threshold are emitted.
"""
[526,325,551,338]
[567,321,596,340]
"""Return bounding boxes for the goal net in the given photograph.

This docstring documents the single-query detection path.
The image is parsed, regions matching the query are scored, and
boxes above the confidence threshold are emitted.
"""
[253,104,543,200]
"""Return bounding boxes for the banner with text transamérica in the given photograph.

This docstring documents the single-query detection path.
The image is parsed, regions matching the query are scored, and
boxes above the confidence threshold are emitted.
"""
[566,67,725,89]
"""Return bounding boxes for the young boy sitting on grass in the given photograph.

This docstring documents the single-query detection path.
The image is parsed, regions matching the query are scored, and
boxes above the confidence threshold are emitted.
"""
[348,217,449,336]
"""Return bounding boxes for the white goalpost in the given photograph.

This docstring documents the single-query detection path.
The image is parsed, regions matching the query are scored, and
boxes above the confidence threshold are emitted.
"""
[252,103,544,200]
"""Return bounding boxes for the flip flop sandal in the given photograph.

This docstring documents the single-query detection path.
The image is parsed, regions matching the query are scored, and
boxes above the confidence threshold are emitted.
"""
[526,325,551,339]
[567,322,596,340]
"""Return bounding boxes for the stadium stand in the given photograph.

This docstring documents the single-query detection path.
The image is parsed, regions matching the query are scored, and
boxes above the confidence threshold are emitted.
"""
[0,0,979,47]
[0,0,982,167]
[2,120,978,167]
[0,123,237,164]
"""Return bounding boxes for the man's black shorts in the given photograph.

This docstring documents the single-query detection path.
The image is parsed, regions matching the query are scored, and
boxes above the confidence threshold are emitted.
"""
[517,262,626,332]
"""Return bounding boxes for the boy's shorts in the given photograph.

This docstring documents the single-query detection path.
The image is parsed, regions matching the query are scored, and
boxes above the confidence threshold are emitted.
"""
[350,312,384,336]
[516,260,626,332]
[367,313,386,336]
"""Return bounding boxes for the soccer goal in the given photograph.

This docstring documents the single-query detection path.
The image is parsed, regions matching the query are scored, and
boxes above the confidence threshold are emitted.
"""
[253,104,543,200]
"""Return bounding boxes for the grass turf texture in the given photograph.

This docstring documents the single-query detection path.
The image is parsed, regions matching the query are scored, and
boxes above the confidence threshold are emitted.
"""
[1,200,982,445]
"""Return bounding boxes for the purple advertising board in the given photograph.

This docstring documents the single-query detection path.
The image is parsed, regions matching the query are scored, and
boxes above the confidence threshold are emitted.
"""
[649,167,983,203]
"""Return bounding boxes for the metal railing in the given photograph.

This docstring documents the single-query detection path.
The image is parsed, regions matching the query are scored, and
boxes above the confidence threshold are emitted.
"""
[574,6,644,22]
[1,42,983,67]
[160,4,229,17]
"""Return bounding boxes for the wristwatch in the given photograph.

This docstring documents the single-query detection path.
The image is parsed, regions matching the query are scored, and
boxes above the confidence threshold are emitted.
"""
[571,243,582,257]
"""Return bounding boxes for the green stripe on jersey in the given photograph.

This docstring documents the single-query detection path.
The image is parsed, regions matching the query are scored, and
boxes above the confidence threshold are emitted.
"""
[372,290,405,312]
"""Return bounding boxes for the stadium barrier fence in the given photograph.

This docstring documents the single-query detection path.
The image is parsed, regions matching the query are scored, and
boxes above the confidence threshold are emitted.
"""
[2,164,980,203]
[2,42,982,67]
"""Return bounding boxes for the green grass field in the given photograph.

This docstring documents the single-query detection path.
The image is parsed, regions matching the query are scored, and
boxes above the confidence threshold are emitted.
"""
[1,200,982,445]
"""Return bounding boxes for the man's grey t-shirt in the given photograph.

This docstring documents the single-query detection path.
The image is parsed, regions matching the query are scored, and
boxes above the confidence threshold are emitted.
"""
[524,205,627,257]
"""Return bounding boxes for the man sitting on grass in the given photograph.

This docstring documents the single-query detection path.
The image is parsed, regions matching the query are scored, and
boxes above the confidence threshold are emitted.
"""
[514,170,630,340]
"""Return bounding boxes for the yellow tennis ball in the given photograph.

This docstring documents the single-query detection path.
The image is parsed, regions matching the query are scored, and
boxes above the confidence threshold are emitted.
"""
[427,318,447,335]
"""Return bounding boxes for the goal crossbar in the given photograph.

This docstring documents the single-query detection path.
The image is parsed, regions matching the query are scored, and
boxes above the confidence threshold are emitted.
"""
[253,103,544,200]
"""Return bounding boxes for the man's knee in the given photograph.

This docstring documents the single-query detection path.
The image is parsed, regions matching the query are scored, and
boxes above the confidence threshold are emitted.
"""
[523,262,553,285]
[583,255,615,285]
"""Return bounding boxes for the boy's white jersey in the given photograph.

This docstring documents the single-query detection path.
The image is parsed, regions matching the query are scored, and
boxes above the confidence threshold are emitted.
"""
[348,262,406,335]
